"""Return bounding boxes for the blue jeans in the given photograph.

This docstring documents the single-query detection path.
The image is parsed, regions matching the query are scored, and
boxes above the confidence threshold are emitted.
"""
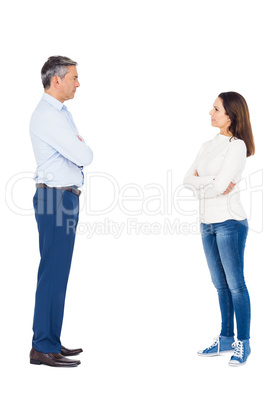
[200,219,250,340]
[32,188,79,353]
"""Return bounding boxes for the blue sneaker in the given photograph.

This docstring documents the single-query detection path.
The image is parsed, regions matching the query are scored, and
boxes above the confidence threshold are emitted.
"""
[198,336,236,357]
[229,340,251,367]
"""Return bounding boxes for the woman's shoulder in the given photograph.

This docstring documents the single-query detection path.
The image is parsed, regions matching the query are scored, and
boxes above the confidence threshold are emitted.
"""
[228,137,247,158]
[229,137,246,148]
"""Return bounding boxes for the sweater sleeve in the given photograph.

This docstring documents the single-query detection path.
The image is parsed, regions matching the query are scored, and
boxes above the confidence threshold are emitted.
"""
[198,139,247,199]
[183,143,215,196]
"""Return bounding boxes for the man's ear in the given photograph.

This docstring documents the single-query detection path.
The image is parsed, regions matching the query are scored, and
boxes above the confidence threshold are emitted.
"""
[51,75,61,89]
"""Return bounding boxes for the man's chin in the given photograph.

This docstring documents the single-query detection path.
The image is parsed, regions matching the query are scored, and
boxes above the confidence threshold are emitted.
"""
[65,93,75,101]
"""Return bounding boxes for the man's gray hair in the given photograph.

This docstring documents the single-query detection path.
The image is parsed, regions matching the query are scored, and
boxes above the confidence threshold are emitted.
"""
[41,56,77,89]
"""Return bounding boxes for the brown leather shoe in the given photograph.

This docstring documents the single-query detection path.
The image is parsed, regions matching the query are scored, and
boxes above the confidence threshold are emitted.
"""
[30,348,81,367]
[61,345,83,356]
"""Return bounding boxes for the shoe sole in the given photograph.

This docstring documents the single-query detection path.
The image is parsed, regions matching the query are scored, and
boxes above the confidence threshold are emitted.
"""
[30,358,80,367]
[197,350,234,357]
[228,361,247,367]
[30,359,42,365]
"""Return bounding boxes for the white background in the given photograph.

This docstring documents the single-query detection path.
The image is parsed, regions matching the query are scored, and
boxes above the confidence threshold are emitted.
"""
[1,0,267,400]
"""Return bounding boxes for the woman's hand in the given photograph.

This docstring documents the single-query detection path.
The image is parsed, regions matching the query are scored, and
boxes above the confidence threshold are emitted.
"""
[194,170,199,177]
[223,181,236,195]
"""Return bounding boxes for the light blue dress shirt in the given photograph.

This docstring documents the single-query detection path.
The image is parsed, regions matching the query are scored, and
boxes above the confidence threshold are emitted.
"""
[30,93,93,187]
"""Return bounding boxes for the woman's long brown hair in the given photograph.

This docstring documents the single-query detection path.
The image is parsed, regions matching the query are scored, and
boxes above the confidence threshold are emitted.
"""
[218,91,255,157]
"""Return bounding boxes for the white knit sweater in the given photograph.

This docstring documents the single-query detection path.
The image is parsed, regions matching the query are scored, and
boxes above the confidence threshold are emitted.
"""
[183,133,247,224]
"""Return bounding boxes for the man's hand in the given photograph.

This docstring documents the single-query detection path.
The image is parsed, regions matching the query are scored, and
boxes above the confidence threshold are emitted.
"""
[223,182,236,195]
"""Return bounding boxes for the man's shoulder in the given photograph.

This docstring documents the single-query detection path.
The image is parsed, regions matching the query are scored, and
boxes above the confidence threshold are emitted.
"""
[31,97,61,124]
[35,96,57,113]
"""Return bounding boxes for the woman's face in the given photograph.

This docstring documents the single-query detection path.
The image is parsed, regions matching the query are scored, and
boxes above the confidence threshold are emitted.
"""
[209,97,231,134]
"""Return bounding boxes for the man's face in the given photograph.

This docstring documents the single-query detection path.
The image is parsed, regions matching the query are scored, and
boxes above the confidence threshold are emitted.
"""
[57,66,80,102]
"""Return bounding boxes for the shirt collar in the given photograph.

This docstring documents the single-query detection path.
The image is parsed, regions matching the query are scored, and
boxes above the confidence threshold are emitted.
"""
[42,93,65,111]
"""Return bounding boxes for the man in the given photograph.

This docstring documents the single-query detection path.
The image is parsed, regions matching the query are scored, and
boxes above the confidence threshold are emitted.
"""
[29,56,93,367]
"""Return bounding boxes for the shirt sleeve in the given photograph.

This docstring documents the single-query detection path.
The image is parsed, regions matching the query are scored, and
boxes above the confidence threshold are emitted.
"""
[198,140,247,199]
[31,109,93,167]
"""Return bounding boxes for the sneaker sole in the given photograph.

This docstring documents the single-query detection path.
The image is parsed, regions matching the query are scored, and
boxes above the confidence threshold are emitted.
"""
[197,350,234,357]
[228,361,247,367]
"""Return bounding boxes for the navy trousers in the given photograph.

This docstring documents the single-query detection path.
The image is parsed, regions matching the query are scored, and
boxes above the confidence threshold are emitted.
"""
[32,187,79,353]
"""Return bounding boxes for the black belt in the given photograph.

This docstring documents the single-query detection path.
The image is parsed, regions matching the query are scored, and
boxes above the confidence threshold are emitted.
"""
[36,183,81,197]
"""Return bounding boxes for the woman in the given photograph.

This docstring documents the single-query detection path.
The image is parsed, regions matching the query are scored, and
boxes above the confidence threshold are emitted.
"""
[183,92,255,367]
